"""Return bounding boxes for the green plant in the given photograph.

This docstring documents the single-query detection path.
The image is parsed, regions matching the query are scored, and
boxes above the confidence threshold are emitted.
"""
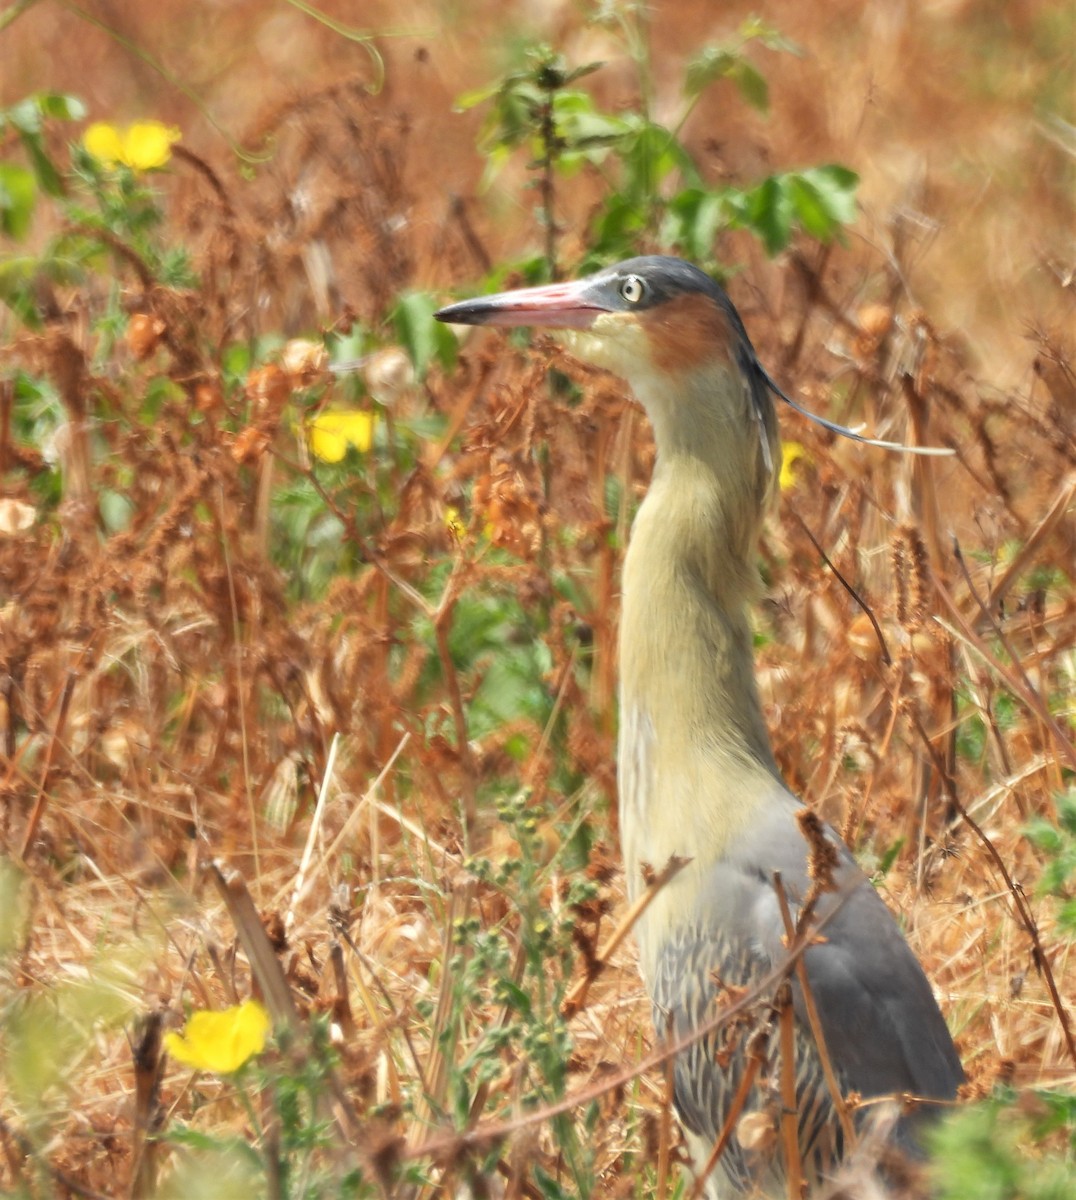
[458,6,858,278]
[0,99,193,330]
[1026,790,1076,939]
[164,1014,371,1199]
[929,1088,1076,1200]
[0,92,83,239]
[431,784,602,1192]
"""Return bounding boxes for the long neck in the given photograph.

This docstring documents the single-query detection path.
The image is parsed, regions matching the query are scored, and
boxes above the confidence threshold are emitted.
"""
[617,365,781,904]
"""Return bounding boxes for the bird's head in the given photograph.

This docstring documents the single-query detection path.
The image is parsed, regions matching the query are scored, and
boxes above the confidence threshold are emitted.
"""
[436,256,953,467]
[435,255,777,473]
[435,256,746,378]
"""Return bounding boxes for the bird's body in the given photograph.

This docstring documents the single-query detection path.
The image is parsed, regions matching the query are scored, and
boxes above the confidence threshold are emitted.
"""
[436,257,963,1196]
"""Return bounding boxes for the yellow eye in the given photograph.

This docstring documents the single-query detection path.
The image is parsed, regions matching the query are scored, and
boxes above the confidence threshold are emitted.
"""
[620,275,645,304]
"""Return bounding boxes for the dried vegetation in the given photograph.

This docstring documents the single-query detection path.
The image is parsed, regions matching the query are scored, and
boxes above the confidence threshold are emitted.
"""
[0,1,1073,1196]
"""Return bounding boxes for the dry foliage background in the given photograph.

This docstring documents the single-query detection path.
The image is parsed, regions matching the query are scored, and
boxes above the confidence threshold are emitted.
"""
[0,1,1073,1197]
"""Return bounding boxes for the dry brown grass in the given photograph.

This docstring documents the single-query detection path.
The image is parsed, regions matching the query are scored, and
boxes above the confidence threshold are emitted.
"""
[0,1,1073,1196]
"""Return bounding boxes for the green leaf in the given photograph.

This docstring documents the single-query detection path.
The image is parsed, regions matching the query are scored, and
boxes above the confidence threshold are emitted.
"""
[730,60,769,112]
[552,91,631,144]
[0,94,83,200]
[618,122,698,201]
[732,166,859,254]
[1,93,85,131]
[739,16,804,56]
[5,97,43,136]
[563,60,604,86]
[661,187,727,260]
[454,81,503,112]
[1033,1088,1076,1136]
[1026,819,1063,855]
[549,90,594,116]
[877,837,905,878]
[19,130,65,197]
[474,648,545,728]
[1025,791,1076,940]
[787,174,839,241]
[0,860,27,959]
[533,1165,573,1200]
[1057,790,1076,835]
[1058,897,1076,936]
[929,1095,1076,1200]
[745,175,793,255]
[35,93,86,121]
[100,489,135,533]
[494,978,533,1016]
[392,291,458,378]
[478,142,511,191]
[800,164,859,225]
[683,47,737,98]
[0,163,37,240]
[588,194,647,262]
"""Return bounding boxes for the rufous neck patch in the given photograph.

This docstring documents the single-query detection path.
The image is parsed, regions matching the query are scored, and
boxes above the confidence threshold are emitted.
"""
[638,291,736,374]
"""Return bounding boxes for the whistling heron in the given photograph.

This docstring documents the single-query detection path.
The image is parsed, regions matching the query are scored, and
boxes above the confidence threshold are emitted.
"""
[436,256,963,1196]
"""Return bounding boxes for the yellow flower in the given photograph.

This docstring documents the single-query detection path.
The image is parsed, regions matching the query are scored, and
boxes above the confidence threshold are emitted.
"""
[83,120,181,170]
[83,123,125,166]
[445,505,466,544]
[307,411,376,463]
[123,121,181,169]
[164,1000,270,1074]
[779,441,807,491]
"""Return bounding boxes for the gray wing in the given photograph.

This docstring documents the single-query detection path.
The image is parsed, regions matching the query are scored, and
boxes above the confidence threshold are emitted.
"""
[654,795,963,1181]
[724,801,964,1107]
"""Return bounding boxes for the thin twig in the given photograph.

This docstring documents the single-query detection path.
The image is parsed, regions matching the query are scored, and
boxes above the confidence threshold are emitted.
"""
[985,472,1076,614]
[217,487,260,888]
[448,195,493,274]
[790,511,891,666]
[334,928,432,1102]
[957,792,1076,1069]
[0,1115,110,1199]
[537,80,560,278]
[129,1011,163,1200]
[270,446,434,615]
[772,873,857,1149]
[285,732,341,934]
[269,732,413,914]
[657,1026,674,1200]
[562,855,690,1016]
[206,863,363,1144]
[947,538,1076,769]
[62,221,155,289]
[776,980,805,1200]
[207,861,300,1030]
[906,710,1076,1069]
[524,642,578,792]
[406,885,862,1165]
[433,567,478,839]
[18,651,85,859]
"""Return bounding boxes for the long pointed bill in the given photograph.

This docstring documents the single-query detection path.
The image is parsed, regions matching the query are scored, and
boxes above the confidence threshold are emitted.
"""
[435,271,954,459]
[434,278,608,330]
